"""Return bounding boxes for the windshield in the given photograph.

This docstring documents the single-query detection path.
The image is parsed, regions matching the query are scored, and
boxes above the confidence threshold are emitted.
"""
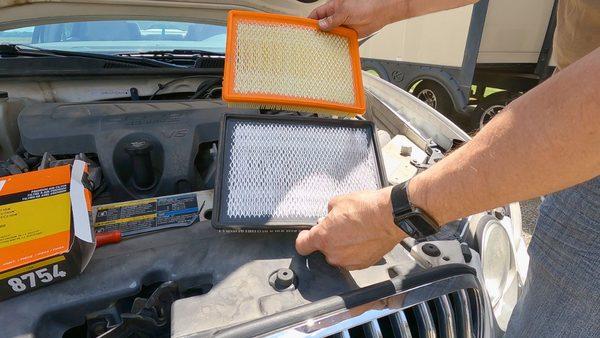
[0,20,226,54]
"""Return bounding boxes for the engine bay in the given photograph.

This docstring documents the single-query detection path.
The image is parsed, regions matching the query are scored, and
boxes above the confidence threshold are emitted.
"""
[11,100,256,204]
[0,79,479,337]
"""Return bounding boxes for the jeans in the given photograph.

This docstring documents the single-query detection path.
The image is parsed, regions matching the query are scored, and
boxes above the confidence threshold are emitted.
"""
[505,176,600,337]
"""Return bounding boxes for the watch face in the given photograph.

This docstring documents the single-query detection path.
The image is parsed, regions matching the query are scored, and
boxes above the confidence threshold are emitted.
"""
[395,212,437,238]
[396,219,418,237]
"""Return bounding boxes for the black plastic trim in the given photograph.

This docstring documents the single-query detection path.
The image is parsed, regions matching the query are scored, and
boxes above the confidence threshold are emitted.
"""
[0,64,223,78]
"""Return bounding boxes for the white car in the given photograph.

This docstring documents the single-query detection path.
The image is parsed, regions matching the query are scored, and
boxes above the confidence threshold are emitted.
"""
[0,1,528,337]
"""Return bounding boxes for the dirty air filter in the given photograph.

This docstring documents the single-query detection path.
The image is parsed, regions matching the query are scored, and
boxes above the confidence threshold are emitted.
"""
[213,114,386,230]
[222,10,366,117]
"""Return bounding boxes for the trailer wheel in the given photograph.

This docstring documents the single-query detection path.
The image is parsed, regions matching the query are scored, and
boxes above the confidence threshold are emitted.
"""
[471,91,518,131]
[363,62,390,81]
[412,80,455,116]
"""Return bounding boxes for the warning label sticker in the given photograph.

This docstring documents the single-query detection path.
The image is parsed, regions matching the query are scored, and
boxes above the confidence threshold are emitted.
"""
[93,191,212,236]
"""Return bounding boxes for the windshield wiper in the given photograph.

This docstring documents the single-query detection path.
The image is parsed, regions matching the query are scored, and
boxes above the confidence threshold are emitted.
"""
[0,44,183,68]
[119,49,224,58]
[118,49,225,68]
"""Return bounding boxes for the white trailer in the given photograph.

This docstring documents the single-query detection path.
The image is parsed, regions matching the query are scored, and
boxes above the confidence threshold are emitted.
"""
[360,0,557,131]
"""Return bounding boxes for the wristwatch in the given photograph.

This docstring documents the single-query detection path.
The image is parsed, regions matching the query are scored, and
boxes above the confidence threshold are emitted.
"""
[390,181,440,239]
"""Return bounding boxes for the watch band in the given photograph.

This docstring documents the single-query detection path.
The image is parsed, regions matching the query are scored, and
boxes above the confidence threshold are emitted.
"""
[390,181,439,238]
[390,181,412,215]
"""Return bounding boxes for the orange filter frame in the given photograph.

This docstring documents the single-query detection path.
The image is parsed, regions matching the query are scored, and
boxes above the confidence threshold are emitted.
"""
[223,10,366,116]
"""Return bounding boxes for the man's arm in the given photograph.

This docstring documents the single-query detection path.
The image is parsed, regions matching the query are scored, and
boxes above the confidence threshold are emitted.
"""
[295,48,600,270]
[309,0,478,38]
[410,48,600,225]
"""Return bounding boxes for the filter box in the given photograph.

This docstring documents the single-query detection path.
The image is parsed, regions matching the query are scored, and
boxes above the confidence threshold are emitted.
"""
[0,161,95,301]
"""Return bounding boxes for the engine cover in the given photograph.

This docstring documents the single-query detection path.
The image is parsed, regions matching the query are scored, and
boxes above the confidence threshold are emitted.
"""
[18,100,256,201]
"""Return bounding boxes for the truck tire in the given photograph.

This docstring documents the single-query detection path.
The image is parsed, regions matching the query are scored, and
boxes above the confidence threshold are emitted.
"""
[412,80,456,117]
[470,91,519,131]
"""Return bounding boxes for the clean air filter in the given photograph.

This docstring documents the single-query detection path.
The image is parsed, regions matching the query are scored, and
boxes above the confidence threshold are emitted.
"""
[213,115,386,230]
[222,10,366,117]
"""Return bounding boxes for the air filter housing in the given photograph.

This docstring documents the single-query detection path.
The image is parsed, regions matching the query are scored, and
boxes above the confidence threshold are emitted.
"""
[222,10,366,117]
[213,115,386,230]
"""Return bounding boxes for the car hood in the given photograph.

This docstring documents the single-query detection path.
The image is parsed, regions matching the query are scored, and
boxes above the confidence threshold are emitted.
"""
[0,0,322,30]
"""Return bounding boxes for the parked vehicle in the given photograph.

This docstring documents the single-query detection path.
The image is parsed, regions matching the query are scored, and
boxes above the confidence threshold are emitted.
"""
[0,1,528,336]
[360,0,557,131]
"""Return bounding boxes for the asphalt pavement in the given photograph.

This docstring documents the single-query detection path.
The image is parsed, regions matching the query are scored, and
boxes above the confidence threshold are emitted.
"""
[520,198,541,246]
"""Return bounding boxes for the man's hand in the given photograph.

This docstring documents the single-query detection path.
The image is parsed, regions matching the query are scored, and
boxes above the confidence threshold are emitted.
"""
[308,0,478,38]
[295,187,407,270]
[308,0,400,38]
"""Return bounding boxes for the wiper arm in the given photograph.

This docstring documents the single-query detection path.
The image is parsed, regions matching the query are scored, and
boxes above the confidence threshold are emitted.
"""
[119,49,225,58]
[118,49,225,68]
[0,44,183,68]
[0,44,50,57]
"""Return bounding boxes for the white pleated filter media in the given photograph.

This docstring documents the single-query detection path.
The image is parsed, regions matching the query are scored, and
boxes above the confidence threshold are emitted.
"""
[218,117,383,227]
[233,21,356,105]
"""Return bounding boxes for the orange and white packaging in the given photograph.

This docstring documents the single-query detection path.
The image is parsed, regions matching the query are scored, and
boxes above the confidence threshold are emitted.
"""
[0,160,94,301]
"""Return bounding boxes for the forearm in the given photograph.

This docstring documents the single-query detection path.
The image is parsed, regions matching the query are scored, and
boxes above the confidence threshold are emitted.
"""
[387,0,478,24]
[409,48,600,225]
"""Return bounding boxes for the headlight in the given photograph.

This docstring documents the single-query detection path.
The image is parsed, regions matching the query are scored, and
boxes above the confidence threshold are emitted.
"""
[476,215,520,331]
[480,219,513,306]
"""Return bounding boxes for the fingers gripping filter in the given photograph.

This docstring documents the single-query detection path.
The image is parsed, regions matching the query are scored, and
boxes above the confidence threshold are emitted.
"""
[213,115,386,230]
[223,11,366,116]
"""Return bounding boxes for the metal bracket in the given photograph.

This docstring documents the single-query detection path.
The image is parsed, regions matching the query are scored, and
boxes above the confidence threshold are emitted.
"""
[410,141,445,170]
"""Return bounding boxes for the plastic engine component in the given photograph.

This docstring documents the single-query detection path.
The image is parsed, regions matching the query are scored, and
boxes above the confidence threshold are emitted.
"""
[125,139,156,190]
[0,218,421,337]
[17,101,257,201]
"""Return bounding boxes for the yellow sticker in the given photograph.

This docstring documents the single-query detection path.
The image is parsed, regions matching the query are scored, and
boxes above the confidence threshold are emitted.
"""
[0,193,71,249]
[94,213,156,227]
[95,196,157,211]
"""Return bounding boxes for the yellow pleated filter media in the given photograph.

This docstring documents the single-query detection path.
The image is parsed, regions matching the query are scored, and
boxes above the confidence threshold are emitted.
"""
[223,11,366,116]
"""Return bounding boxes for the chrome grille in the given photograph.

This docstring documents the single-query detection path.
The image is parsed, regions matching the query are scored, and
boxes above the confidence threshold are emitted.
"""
[216,267,485,338]
[325,290,478,338]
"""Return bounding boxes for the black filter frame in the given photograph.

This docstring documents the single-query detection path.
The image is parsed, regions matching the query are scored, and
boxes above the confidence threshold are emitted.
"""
[212,114,388,230]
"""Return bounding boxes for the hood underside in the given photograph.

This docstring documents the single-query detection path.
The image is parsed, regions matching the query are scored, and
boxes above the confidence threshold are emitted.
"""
[0,0,322,30]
